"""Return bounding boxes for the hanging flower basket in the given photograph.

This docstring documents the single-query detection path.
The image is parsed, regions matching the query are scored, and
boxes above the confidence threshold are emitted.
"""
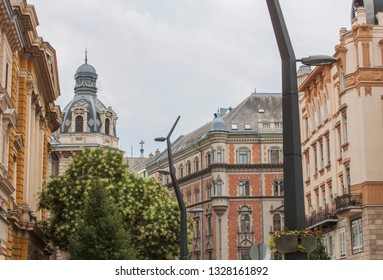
[269,228,320,254]
[274,235,299,254]
[300,235,317,253]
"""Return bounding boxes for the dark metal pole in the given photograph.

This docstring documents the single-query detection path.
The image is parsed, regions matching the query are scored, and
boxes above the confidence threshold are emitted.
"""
[165,116,188,260]
[266,0,307,260]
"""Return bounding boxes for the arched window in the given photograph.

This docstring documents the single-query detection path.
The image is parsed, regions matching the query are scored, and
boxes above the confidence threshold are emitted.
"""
[240,214,251,232]
[207,216,212,235]
[206,183,212,199]
[273,179,284,196]
[105,118,110,135]
[273,214,281,232]
[186,161,192,175]
[75,116,83,132]
[179,164,184,178]
[238,181,250,196]
[194,157,199,172]
[215,180,222,196]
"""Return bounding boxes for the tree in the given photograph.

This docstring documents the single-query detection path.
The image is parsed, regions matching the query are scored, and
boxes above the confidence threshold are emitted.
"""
[40,148,182,259]
[309,237,331,260]
[69,182,136,259]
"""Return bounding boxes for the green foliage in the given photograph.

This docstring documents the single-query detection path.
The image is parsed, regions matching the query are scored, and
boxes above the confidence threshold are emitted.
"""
[309,237,331,260]
[39,148,182,259]
[69,182,136,259]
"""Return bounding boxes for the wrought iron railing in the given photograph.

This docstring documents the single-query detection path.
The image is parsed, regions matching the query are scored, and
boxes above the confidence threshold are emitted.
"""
[335,193,362,213]
[306,209,337,228]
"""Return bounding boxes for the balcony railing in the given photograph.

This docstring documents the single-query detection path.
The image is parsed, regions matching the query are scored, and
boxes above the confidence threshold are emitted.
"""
[306,209,337,229]
[335,193,362,214]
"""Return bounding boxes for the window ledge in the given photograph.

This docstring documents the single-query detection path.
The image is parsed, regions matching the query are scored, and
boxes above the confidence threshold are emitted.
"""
[325,163,331,171]
[342,142,349,151]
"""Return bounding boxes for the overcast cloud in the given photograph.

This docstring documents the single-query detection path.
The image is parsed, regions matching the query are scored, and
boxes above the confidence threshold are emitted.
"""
[29,0,351,157]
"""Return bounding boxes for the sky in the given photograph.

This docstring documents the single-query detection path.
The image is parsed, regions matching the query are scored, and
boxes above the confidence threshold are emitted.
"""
[28,0,352,157]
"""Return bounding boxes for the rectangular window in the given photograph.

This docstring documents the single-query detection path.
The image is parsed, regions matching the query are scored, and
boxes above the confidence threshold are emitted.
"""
[216,148,222,163]
[342,114,348,144]
[239,150,249,164]
[346,167,351,192]
[339,227,346,258]
[351,218,363,254]
[328,232,334,259]
[5,63,9,90]
[304,117,309,139]
[270,149,280,164]
[313,146,318,173]
[320,142,324,169]
[206,185,211,199]
[305,153,310,180]
[326,137,331,164]
[338,128,342,158]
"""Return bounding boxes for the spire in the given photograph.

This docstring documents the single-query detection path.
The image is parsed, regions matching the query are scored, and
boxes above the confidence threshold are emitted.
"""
[85,47,88,64]
[139,140,145,158]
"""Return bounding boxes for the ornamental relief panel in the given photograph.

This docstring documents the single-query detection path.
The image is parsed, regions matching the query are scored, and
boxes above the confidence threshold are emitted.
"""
[344,69,383,89]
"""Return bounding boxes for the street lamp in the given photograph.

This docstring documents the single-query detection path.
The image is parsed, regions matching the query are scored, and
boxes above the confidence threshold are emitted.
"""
[266,0,337,260]
[155,116,189,260]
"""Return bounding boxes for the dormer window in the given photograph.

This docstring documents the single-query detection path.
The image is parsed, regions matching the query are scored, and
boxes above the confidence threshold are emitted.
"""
[75,116,83,132]
[105,118,110,135]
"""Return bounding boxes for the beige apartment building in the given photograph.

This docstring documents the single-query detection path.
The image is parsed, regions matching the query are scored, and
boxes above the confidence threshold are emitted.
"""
[0,0,61,259]
[299,1,383,259]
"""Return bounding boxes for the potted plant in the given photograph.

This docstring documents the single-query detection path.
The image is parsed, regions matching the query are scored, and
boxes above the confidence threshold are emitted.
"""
[269,228,320,254]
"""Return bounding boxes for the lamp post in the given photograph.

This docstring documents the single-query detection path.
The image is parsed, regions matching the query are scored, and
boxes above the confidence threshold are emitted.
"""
[155,116,189,260]
[266,0,337,260]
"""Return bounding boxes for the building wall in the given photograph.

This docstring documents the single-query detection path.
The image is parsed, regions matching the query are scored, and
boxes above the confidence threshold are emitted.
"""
[147,106,284,259]
[0,0,61,260]
[299,6,383,260]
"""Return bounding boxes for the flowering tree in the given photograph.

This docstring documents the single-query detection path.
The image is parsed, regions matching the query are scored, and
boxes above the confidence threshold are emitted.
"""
[39,148,182,259]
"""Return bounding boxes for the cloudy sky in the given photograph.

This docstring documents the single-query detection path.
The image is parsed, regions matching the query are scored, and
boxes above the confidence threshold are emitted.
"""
[29,0,351,157]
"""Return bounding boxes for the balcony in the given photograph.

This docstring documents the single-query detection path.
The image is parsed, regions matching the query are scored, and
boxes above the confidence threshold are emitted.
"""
[212,196,228,216]
[306,209,337,229]
[335,193,363,217]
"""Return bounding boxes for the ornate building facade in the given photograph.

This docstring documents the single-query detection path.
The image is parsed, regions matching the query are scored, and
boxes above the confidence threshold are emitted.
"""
[147,92,284,260]
[0,0,61,260]
[299,0,383,259]
[48,55,119,178]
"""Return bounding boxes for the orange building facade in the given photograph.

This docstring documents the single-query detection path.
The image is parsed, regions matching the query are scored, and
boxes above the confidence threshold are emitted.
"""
[147,92,284,260]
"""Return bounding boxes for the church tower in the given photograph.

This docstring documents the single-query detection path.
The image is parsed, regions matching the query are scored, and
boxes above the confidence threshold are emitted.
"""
[49,52,119,177]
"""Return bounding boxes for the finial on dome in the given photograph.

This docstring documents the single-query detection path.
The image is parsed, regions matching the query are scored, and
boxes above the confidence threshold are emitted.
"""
[85,47,89,64]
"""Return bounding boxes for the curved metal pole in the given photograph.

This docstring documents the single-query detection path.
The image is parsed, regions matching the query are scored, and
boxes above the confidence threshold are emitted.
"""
[165,116,188,260]
[266,0,307,260]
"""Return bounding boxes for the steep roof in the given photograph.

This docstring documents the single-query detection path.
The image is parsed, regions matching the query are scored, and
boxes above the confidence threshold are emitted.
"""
[147,92,282,166]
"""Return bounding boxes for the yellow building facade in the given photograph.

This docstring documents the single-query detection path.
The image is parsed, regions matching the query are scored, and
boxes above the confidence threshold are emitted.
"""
[0,0,61,260]
[299,2,383,259]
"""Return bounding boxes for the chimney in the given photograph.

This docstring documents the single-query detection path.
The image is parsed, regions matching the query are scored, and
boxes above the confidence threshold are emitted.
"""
[155,149,161,157]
